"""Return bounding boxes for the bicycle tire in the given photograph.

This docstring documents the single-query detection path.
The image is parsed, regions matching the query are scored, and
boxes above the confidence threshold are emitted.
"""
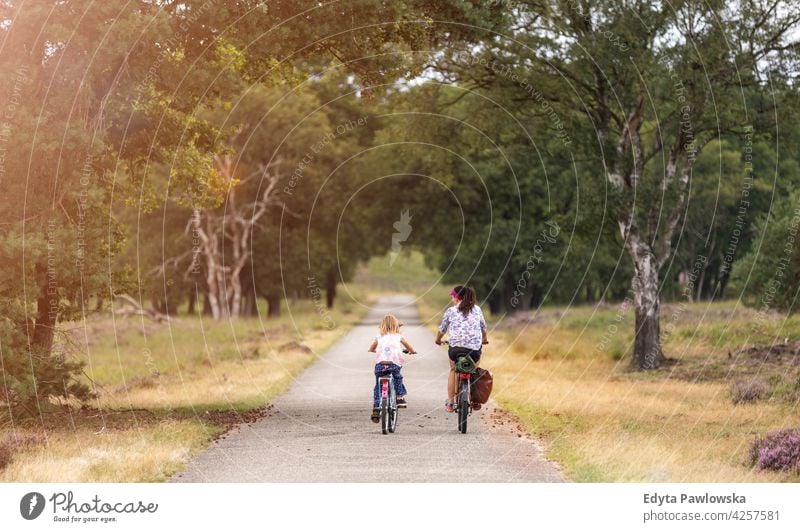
[388,387,397,433]
[380,398,389,435]
[458,380,469,434]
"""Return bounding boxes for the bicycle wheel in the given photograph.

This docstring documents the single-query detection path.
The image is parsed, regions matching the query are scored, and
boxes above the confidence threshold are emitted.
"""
[380,398,389,435]
[458,380,469,434]
[388,387,398,433]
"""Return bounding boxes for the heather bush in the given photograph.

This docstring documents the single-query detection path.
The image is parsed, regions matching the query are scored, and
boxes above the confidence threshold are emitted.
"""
[749,428,800,472]
[730,378,768,404]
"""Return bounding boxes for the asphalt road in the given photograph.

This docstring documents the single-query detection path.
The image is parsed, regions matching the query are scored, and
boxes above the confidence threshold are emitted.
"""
[172,295,565,482]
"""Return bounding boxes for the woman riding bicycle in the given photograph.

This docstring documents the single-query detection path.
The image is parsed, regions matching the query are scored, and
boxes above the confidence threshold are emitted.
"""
[434,285,488,412]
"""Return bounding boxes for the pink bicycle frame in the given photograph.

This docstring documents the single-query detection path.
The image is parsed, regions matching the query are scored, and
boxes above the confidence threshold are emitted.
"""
[380,377,390,399]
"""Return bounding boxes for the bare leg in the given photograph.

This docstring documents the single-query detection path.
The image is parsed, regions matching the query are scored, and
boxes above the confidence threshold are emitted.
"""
[447,359,456,404]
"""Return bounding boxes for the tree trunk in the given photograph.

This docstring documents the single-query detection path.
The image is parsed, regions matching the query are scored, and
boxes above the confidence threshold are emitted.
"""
[206,257,223,320]
[718,270,729,300]
[325,268,337,309]
[489,281,512,315]
[488,295,501,314]
[187,289,196,315]
[630,252,664,369]
[531,285,543,309]
[241,287,257,317]
[585,283,595,303]
[266,294,281,318]
[206,281,221,320]
[32,286,56,354]
[230,274,243,318]
[695,263,707,301]
[202,291,213,316]
[164,297,177,316]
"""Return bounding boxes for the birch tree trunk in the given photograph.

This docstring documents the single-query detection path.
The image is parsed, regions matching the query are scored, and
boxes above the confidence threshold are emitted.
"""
[630,249,663,369]
[184,156,282,320]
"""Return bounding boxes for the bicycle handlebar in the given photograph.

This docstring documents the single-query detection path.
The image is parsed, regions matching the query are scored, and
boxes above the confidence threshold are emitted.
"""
[439,339,488,346]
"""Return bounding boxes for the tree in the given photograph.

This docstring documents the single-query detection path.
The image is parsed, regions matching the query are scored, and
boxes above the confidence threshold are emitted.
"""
[429,0,800,368]
[728,188,800,315]
[0,0,504,415]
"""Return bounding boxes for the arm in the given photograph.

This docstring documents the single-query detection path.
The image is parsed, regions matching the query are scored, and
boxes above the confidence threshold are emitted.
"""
[479,307,489,344]
[436,309,450,345]
[368,339,378,353]
[400,338,416,354]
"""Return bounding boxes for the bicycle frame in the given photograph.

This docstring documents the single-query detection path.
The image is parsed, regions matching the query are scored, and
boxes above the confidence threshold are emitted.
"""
[379,373,394,402]
[441,340,475,434]
[455,361,472,433]
[377,368,398,434]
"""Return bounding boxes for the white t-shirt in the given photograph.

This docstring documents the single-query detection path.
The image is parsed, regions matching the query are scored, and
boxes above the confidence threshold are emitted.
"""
[374,333,405,366]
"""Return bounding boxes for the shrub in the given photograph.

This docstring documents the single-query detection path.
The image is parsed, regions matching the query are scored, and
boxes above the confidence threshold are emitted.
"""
[1,345,94,420]
[730,378,768,404]
[749,428,800,472]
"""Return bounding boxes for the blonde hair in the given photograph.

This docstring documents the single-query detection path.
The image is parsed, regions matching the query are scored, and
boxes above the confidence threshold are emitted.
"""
[379,314,401,335]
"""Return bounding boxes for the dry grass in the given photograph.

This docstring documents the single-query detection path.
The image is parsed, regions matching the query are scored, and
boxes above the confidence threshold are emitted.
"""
[0,417,210,482]
[487,301,800,482]
[418,292,800,482]
[0,295,371,482]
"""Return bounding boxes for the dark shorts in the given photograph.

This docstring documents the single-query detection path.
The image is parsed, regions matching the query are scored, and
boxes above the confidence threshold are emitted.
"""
[448,346,481,364]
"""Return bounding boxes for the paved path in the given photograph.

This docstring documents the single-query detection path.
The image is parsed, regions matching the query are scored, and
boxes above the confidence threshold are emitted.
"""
[172,295,565,482]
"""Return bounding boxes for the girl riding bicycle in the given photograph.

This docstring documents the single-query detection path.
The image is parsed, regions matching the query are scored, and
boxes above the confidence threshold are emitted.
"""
[368,314,416,423]
[435,285,488,412]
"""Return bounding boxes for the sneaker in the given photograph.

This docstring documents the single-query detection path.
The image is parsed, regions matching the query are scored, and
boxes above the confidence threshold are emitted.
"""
[471,402,482,411]
[397,397,407,408]
[371,408,380,423]
[445,401,455,413]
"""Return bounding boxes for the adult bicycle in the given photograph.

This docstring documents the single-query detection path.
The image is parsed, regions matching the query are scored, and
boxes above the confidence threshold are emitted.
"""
[442,341,476,434]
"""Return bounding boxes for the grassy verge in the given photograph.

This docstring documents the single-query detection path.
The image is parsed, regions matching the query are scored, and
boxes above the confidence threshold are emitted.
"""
[0,294,370,482]
[418,291,800,482]
[351,250,441,295]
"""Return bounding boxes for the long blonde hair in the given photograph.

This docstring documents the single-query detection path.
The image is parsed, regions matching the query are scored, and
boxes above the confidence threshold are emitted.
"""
[379,314,401,335]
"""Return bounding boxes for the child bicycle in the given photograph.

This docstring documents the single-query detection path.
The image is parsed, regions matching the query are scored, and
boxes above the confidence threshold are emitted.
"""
[376,348,409,435]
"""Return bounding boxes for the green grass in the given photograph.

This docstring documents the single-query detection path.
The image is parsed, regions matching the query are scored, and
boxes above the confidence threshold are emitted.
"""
[351,250,441,293]
[1,290,371,482]
[80,297,357,395]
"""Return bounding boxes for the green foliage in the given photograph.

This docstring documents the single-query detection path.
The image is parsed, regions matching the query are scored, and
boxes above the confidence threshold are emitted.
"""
[0,314,92,420]
[728,189,800,313]
[0,0,498,417]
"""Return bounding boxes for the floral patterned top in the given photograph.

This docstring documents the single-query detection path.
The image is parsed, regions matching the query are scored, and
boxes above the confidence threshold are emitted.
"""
[438,305,487,350]
[374,333,406,366]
